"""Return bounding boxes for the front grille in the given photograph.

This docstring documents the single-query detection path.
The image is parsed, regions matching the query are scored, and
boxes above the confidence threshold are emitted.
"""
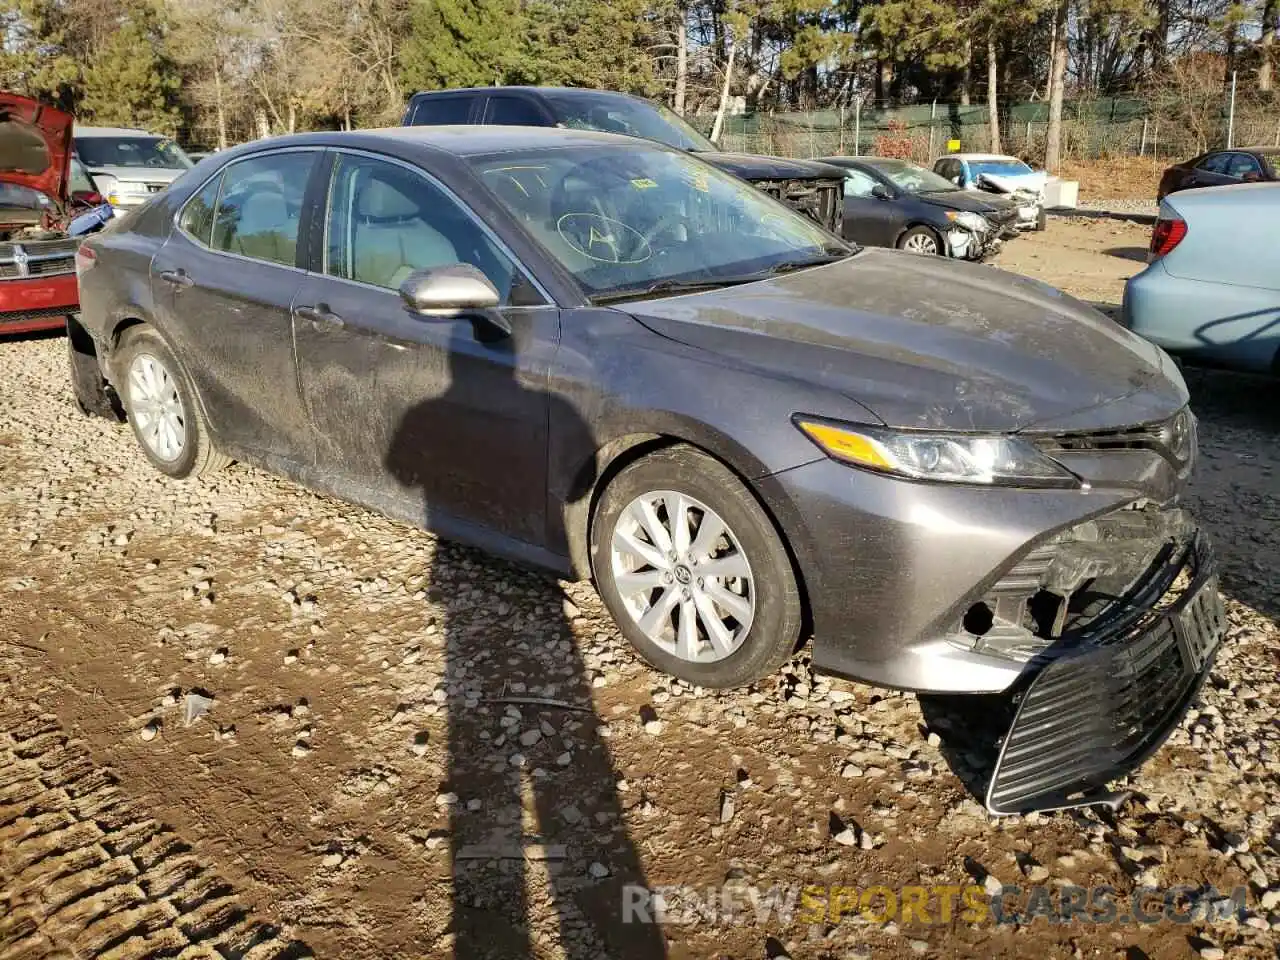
[950,502,1197,662]
[987,536,1224,814]
[0,239,79,280]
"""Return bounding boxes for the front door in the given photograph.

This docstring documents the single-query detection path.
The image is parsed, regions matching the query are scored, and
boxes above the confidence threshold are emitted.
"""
[292,150,559,547]
[839,168,901,246]
[150,148,321,465]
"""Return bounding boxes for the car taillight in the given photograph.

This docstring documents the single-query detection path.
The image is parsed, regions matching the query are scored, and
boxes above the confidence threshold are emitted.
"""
[75,244,97,275]
[1150,217,1187,258]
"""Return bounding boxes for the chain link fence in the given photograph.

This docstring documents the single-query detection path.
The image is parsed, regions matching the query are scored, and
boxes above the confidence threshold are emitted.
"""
[693,93,1280,164]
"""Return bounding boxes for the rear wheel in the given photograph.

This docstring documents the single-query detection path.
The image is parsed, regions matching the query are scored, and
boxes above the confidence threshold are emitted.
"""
[898,226,942,256]
[116,326,230,479]
[591,445,802,688]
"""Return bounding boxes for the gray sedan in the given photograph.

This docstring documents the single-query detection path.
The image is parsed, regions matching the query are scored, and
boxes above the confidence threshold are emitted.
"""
[71,126,1223,813]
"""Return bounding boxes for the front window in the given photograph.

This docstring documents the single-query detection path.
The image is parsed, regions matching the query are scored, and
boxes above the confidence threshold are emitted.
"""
[969,159,1035,178]
[471,145,849,301]
[542,91,717,153]
[74,136,193,170]
[865,159,957,194]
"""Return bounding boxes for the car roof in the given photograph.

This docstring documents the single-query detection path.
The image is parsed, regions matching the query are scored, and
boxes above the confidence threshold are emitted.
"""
[408,86,647,103]
[226,125,661,159]
[945,153,1026,163]
[73,126,160,137]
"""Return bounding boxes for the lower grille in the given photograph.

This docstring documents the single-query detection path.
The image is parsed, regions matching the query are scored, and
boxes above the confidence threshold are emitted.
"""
[0,306,71,326]
[986,536,1224,814]
[950,502,1196,662]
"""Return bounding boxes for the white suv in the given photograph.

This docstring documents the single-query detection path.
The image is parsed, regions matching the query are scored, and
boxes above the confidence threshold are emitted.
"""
[73,127,194,213]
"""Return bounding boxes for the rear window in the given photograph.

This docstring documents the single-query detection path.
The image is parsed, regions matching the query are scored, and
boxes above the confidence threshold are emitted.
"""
[408,96,476,125]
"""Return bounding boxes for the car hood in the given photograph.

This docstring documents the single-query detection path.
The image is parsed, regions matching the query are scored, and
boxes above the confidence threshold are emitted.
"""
[916,189,1017,215]
[0,93,72,203]
[698,151,847,182]
[976,170,1048,197]
[624,250,1186,433]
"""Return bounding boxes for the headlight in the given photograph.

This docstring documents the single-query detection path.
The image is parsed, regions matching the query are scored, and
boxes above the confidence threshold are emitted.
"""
[794,417,1078,487]
[945,210,989,233]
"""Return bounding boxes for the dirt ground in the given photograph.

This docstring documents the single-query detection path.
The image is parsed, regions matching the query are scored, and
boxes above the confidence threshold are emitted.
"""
[1058,158,1169,206]
[2,217,1277,960]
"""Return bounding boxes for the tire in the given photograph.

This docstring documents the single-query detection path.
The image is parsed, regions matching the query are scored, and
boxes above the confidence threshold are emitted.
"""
[590,444,803,688]
[115,325,230,479]
[66,315,123,420]
[897,226,943,256]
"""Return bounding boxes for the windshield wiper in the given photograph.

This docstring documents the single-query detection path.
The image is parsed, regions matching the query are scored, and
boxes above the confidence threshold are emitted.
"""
[590,278,747,304]
[729,251,852,281]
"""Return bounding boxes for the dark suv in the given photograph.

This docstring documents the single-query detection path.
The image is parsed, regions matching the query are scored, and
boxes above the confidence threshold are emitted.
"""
[403,87,844,235]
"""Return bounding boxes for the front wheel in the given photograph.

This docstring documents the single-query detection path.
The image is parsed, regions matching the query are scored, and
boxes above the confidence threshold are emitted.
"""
[116,326,230,479]
[897,226,942,256]
[591,445,803,688]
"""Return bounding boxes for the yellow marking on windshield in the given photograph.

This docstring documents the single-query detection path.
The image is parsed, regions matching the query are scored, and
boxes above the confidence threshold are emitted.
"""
[630,178,658,190]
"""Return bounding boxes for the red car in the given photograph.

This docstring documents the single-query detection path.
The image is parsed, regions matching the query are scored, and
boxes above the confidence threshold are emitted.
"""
[0,93,101,335]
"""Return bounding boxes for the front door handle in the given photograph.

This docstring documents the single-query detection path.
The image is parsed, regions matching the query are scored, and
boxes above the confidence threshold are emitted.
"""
[295,303,345,330]
[159,269,194,288]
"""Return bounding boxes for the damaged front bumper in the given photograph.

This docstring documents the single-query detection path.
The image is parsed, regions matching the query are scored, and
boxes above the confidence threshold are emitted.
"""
[986,533,1225,814]
[760,433,1223,813]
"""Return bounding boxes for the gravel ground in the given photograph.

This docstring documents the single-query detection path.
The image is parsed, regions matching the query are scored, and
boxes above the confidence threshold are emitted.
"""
[1,218,1277,960]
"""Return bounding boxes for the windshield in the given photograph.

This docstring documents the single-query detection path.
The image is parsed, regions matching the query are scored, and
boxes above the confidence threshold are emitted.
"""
[864,159,958,194]
[471,145,848,300]
[969,159,1035,178]
[74,136,193,170]
[542,91,717,153]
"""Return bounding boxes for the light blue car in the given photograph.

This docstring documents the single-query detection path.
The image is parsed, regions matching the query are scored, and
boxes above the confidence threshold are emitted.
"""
[1122,182,1280,375]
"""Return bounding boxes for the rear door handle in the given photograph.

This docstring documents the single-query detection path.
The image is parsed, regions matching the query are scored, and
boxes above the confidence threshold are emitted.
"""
[295,303,345,329]
[159,269,194,288]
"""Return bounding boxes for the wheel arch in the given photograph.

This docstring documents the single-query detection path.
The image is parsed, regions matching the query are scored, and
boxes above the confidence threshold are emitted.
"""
[107,317,220,445]
[894,221,945,250]
[563,429,814,644]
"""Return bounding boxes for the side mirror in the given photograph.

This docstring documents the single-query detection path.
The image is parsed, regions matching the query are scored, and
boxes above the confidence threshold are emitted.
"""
[398,263,510,339]
[871,183,892,200]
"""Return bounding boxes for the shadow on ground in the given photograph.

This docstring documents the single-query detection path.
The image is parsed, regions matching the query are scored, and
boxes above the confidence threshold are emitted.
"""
[384,328,666,960]
[1103,246,1150,263]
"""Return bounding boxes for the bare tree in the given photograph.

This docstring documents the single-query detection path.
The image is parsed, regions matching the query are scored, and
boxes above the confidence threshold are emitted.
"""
[1044,0,1069,173]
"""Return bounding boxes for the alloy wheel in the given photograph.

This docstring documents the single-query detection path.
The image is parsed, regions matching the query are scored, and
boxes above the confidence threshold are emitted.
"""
[902,232,939,255]
[609,490,755,663]
[127,353,187,462]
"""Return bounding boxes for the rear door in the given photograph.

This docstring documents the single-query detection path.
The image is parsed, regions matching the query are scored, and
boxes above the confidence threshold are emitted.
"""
[149,148,321,464]
[1189,153,1236,190]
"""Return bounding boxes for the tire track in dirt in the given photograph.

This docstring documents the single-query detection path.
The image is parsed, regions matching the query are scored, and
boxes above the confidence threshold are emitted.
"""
[0,702,311,960]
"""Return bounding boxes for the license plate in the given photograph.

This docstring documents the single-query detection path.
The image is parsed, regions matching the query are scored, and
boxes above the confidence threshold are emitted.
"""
[1172,575,1226,672]
[1019,205,1037,218]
